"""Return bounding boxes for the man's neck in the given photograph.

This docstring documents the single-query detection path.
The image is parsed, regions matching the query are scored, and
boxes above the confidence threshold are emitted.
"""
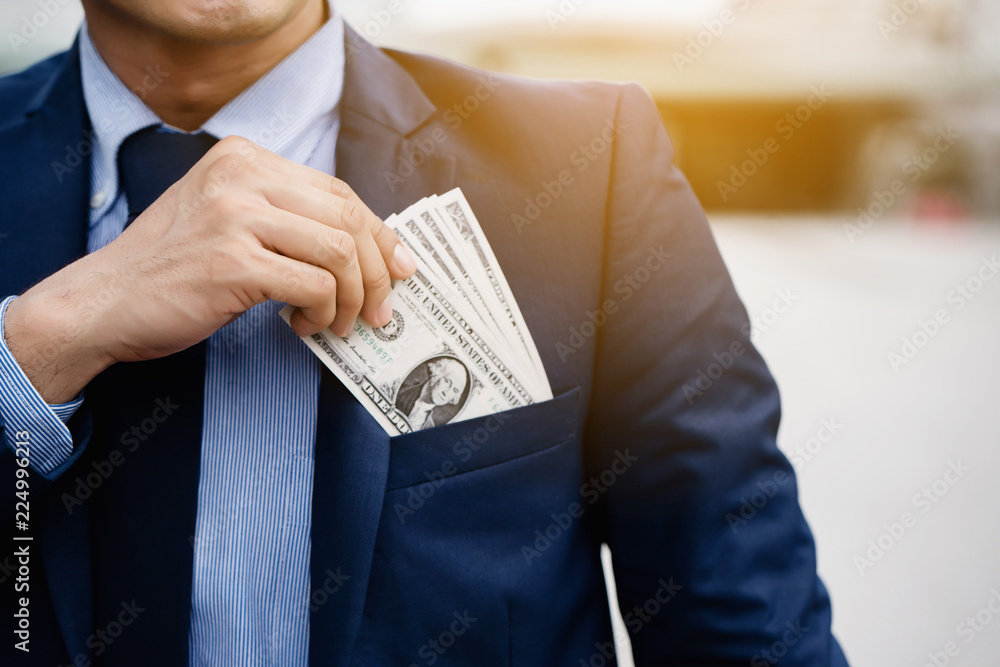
[83,1,327,132]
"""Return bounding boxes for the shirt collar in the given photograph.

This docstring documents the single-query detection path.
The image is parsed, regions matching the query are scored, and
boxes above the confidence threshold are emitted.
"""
[80,3,345,221]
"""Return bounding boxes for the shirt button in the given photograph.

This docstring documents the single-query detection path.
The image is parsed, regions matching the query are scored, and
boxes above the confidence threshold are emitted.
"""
[90,190,107,209]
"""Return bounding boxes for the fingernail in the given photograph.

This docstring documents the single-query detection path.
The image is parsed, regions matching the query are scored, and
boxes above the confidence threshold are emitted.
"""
[394,243,416,275]
[377,296,393,327]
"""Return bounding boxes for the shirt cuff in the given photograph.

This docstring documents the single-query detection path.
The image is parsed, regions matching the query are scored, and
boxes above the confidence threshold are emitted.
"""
[0,296,84,475]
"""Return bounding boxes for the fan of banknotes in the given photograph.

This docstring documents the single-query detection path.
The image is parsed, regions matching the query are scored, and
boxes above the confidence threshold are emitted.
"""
[280,188,552,436]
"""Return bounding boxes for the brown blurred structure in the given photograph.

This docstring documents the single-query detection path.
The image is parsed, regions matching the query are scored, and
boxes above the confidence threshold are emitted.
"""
[392,0,1000,216]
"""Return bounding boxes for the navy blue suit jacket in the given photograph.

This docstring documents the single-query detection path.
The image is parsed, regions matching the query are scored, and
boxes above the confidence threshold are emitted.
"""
[0,26,848,667]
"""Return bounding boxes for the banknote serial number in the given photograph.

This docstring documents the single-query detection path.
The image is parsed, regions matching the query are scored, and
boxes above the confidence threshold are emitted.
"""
[353,322,394,366]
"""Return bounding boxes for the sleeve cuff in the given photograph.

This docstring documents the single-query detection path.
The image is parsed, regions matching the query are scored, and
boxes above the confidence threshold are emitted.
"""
[0,296,83,475]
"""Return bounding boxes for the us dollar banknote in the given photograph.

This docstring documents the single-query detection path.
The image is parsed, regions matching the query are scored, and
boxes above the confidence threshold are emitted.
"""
[281,189,551,435]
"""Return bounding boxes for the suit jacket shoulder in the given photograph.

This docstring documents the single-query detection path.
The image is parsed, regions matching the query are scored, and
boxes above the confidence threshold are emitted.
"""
[0,50,68,129]
[385,46,639,163]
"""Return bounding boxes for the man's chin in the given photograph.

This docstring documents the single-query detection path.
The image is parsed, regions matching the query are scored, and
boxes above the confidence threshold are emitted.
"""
[93,0,312,46]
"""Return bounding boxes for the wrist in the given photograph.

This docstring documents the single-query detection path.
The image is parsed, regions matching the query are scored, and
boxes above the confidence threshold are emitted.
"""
[3,290,114,404]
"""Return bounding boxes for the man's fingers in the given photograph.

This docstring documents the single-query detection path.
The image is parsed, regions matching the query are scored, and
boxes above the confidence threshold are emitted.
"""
[256,253,339,337]
[252,209,365,337]
[209,138,414,332]
[367,204,417,280]
[327,194,396,329]
[261,177,403,330]
[260,160,417,280]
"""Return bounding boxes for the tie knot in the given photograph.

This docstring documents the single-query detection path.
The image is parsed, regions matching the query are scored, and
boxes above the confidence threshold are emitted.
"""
[118,127,218,223]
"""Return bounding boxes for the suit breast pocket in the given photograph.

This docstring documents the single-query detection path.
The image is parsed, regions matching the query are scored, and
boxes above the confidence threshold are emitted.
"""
[385,386,582,491]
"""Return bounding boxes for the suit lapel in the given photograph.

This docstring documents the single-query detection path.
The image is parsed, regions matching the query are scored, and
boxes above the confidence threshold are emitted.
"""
[334,26,456,217]
[308,26,454,665]
[0,43,89,297]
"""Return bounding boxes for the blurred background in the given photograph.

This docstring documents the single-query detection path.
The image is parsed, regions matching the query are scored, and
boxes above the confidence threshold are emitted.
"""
[3,1,998,665]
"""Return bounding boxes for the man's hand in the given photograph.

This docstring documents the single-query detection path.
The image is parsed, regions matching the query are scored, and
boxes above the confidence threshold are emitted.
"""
[3,136,417,403]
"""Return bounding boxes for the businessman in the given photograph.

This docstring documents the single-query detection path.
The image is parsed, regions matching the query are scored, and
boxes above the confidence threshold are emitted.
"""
[0,0,849,665]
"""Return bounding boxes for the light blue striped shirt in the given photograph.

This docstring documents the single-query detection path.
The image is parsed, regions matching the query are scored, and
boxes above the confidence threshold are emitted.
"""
[0,8,345,665]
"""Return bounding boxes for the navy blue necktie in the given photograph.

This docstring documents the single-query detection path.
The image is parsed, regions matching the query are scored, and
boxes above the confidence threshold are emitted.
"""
[118,126,218,226]
[86,124,219,662]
